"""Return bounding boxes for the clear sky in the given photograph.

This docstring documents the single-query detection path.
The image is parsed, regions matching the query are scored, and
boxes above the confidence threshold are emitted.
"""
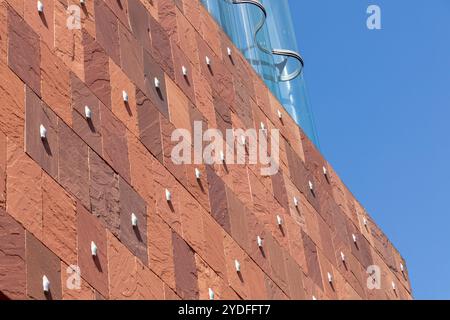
[288,0,450,299]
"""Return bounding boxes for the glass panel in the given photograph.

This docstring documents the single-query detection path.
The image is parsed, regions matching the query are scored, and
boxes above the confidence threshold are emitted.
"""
[201,0,319,147]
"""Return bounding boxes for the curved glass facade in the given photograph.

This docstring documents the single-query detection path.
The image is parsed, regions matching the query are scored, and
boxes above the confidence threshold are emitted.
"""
[201,0,319,147]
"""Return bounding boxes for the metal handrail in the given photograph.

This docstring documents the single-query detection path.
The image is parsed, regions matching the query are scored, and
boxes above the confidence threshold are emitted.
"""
[226,0,304,81]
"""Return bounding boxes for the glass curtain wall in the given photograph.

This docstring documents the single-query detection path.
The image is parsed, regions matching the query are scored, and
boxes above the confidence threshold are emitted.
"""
[201,0,319,147]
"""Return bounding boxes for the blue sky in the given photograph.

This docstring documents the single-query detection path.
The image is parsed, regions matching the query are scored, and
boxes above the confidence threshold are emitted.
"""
[288,0,450,299]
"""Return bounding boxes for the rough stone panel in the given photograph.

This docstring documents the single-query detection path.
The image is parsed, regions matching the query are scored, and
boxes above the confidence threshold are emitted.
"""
[127,0,151,52]
[285,254,306,300]
[199,6,221,59]
[26,232,62,300]
[167,75,192,131]
[107,230,138,300]
[143,50,169,118]
[172,43,196,103]
[160,114,187,186]
[246,210,272,275]
[0,62,25,147]
[172,231,199,300]
[233,76,254,128]
[201,212,227,282]
[213,93,232,137]
[127,132,155,204]
[54,0,84,81]
[42,174,77,265]
[24,0,54,50]
[271,171,289,214]
[317,252,337,299]
[181,0,200,32]
[158,0,178,40]
[347,220,374,269]
[71,73,103,155]
[334,241,367,299]
[152,157,181,233]
[179,188,205,254]
[176,9,199,67]
[195,254,228,300]
[223,233,248,299]
[135,88,163,163]
[135,259,165,299]
[184,163,210,213]
[264,275,288,300]
[94,0,120,65]
[147,211,176,290]
[100,103,131,182]
[0,4,8,65]
[302,230,323,291]
[58,120,90,209]
[149,14,174,79]
[206,166,230,233]
[0,209,26,300]
[77,203,109,298]
[118,24,145,90]
[284,215,307,273]
[110,59,139,136]
[82,30,111,109]
[164,283,181,300]
[197,35,234,107]
[88,149,120,236]
[192,69,216,128]
[119,177,148,265]
[41,40,71,126]
[245,257,268,300]
[6,140,43,238]
[226,189,250,252]
[0,131,5,208]
[104,0,129,28]
[265,235,289,294]
[7,7,40,96]
[25,87,59,179]
[61,263,95,300]
[317,214,336,266]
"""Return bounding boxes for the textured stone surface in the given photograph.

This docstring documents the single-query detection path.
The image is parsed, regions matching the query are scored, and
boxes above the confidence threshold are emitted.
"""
[143,49,168,118]
[94,0,120,65]
[0,62,25,147]
[119,24,145,90]
[128,0,151,53]
[0,209,26,300]
[41,41,71,126]
[71,73,103,155]
[83,30,111,109]
[100,103,131,182]
[0,131,5,209]
[26,232,62,300]
[58,121,90,209]
[89,149,120,236]
[148,211,176,290]
[7,7,40,95]
[206,166,230,233]
[6,140,43,238]
[136,88,163,163]
[77,203,109,298]
[25,86,59,179]
[172,231,199,300]
[119,177,148,264]
[42,174,77,265]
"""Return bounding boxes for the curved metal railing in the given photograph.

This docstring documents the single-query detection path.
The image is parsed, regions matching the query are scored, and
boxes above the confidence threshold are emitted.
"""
[225,0,304,82]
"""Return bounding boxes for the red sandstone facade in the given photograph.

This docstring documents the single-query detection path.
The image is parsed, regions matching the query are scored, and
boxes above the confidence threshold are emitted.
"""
[0,0,412,300]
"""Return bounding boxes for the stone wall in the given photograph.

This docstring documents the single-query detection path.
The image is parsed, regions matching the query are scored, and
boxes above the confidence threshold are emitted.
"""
[0,0,412,300]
